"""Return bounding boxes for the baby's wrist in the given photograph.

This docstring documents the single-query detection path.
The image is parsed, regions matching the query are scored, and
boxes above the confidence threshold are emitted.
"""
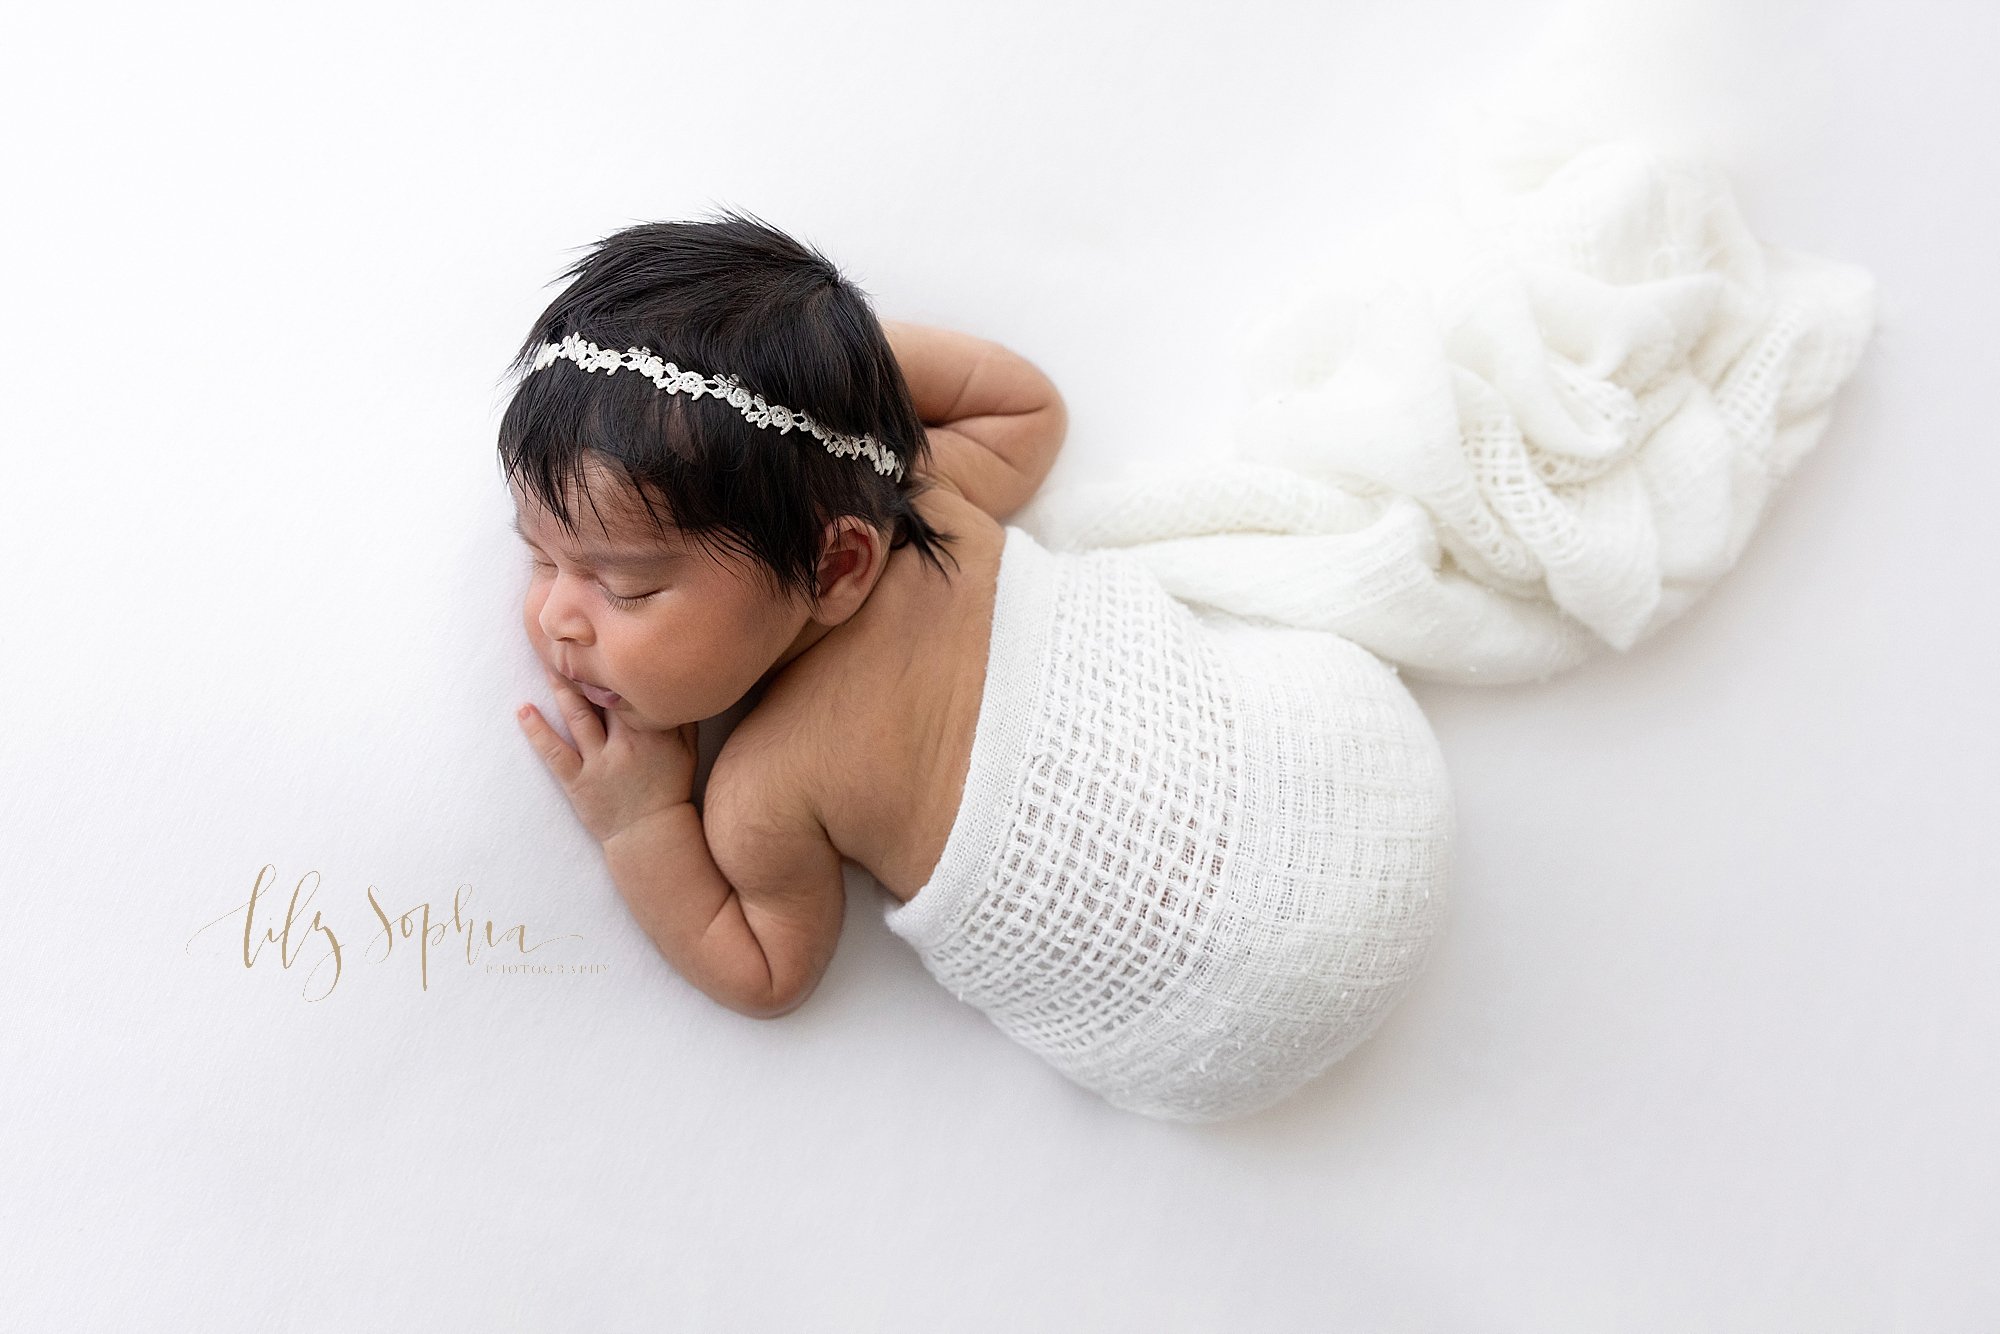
[600,801,700,855]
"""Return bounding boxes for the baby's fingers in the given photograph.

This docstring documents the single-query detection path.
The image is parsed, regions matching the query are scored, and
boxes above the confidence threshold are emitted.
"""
[543,666,606,753]
[516,702,583,786]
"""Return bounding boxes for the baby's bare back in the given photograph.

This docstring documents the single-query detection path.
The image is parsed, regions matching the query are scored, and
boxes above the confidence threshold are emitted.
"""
[721,482,1005,904]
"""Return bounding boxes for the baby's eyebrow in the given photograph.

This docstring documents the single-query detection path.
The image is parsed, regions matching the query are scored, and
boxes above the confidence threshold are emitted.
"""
[511,514,678,567]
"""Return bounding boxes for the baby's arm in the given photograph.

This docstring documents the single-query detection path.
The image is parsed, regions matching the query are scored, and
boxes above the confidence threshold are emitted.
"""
[883,320,1067,521]
[520,671,840,1020]
[599,781,842,1021]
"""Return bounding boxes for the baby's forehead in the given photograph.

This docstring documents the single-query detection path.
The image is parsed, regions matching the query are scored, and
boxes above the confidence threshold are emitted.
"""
[510,477,680,547]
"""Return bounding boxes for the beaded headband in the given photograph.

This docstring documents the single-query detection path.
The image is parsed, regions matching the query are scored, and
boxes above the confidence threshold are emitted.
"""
[528,332,904,481]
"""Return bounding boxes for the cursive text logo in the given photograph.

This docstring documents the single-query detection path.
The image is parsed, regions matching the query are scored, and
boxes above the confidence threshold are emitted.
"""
[187,863,588,1001]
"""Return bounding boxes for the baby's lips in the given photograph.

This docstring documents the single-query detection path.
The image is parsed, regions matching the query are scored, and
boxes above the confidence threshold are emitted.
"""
[571,676,625,709]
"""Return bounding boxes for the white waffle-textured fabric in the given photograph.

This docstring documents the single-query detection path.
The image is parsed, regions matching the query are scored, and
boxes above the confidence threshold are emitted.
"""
[883,525,1454,1123]
[1014,127,1878,685]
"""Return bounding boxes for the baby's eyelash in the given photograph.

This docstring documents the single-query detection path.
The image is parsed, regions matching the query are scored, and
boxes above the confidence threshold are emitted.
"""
[525,554,656,608]
[601,588,657,609]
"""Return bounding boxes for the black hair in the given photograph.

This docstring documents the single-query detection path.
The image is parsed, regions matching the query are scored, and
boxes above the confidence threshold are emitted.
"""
[496,207,961,613]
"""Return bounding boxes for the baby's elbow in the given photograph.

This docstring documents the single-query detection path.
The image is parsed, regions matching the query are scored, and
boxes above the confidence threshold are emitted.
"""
[726,968,822,1021]
[731,989,808,1022]
[753,992,809,1021]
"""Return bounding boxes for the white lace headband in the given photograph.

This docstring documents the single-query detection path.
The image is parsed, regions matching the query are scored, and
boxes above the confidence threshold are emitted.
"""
[528,332,904,481]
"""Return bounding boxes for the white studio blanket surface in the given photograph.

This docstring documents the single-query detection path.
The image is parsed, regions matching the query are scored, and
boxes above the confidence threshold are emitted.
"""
[1015,124,1878,685]
[3,1,1995,1330]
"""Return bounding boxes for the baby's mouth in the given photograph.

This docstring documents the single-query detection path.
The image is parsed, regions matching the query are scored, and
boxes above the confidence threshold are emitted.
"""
[565,674,623,709]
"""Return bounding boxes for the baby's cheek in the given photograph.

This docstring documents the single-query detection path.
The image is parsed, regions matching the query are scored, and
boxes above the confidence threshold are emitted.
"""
[520,592,549,649]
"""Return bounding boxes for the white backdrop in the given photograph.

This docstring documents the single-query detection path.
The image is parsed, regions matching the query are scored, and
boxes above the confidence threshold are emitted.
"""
[3,1,1993,1329]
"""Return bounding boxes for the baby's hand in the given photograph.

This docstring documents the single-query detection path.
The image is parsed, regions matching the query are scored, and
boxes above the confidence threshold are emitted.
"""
[517,667,700,844]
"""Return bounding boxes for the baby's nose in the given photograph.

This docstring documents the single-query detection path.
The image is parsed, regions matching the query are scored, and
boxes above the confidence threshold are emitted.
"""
[533,579,593,644]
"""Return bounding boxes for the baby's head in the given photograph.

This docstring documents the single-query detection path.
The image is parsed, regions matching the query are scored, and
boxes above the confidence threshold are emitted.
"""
[498,209,960,730]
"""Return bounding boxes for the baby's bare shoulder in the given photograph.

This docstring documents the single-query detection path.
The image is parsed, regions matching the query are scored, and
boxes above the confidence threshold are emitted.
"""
[705,686,823,814]
[708,500,1004,891]
[706,661,868,831]
[701,692,838,877]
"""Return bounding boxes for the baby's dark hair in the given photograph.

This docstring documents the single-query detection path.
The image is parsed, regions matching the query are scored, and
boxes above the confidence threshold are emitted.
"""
[496,208,960,612]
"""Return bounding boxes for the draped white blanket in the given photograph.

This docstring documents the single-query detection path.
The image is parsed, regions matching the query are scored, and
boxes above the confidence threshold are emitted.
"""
[1014,129,1878,685]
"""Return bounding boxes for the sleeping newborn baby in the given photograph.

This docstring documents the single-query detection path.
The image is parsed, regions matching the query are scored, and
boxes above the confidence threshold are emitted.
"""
[504,129,1876,1123]
[504,210,1454,1124]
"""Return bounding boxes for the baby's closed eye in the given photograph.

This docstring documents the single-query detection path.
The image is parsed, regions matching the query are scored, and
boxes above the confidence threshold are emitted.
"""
[602,586,659,608]
[523,553,662,607]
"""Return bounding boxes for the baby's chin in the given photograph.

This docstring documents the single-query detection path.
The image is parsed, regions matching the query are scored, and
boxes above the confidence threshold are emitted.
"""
[607,705,671,732]
[611,701,705,734]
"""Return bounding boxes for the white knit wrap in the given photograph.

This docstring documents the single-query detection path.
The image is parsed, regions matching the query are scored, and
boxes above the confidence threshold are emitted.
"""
[886,129,1875,1121]
[885,526,1454,1122]
[1014,129,1878,684]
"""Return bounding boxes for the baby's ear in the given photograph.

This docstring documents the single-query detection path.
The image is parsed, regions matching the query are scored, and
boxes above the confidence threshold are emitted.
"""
[814,517,890,606]
[820,514,887,558]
